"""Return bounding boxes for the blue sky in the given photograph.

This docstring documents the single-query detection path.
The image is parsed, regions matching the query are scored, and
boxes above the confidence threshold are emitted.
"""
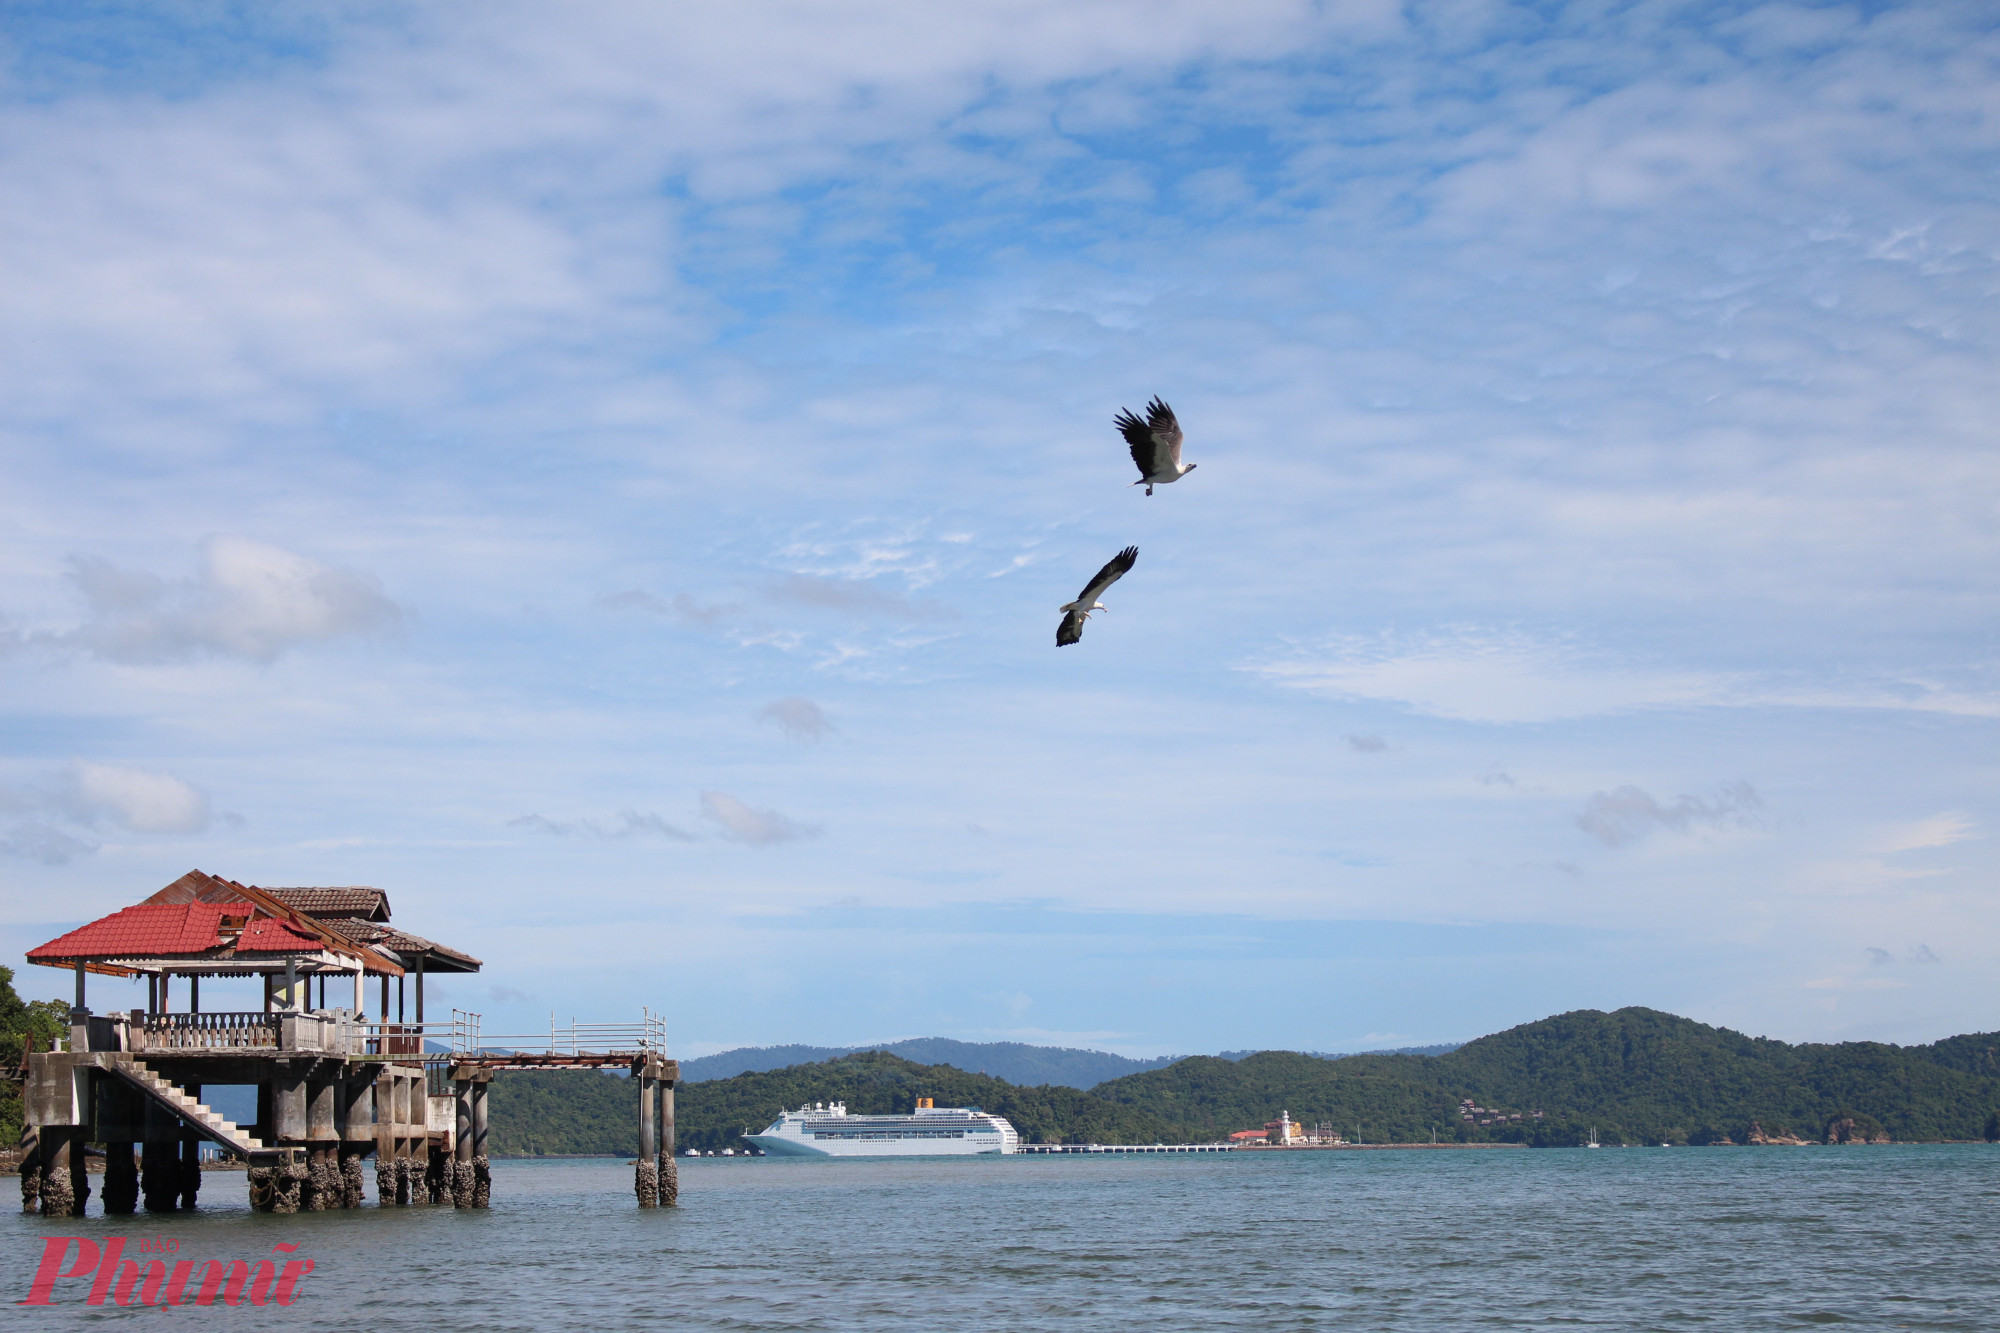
[2,1,1997,1056]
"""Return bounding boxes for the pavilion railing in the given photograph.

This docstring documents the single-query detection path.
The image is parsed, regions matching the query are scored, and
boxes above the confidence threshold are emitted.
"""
[133,1012,281,1052]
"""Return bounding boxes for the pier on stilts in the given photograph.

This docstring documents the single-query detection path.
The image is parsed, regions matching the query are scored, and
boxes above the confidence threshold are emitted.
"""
[14,870,678,1217]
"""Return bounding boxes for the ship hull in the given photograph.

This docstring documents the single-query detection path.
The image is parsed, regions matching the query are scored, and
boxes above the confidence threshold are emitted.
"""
[743,1133,1010,1158]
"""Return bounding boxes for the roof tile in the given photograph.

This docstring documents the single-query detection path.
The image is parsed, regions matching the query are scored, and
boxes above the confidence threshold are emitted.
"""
[27,903,235,961]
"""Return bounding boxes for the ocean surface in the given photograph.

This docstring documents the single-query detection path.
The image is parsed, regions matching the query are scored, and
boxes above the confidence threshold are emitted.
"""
[10,1146,1997,1330]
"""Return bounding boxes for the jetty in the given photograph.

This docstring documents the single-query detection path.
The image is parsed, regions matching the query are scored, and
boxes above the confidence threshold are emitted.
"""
[15,870,680,1216]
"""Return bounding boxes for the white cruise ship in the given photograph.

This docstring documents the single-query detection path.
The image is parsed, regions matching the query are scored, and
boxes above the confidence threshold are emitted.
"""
[745,1098,1019,1157]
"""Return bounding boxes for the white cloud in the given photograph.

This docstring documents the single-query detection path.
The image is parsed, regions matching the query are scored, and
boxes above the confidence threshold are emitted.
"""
[37,538,401,664]
[508,811,696,841]
[1871,813,1978,855]
[68,761,210,833]
[0,761,210,863]
[700,791,820,846]
[1252,630,1727,724]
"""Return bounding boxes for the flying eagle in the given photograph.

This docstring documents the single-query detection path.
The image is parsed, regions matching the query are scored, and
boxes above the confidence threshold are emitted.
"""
[1057,546,1138,647]
[1115,397,1194,495]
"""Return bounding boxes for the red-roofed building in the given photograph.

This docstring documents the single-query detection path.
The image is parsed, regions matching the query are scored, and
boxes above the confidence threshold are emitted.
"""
[26,868,479,1025]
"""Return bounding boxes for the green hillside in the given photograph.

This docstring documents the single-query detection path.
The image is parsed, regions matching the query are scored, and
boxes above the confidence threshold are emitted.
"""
[1091,1008,2000,1145]
[487,1051,1185,1156]
[483,1010,2000,1155]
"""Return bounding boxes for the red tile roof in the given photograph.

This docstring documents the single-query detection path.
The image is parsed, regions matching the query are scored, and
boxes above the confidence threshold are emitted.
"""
[26,902,236,962]
[231,915,326,954]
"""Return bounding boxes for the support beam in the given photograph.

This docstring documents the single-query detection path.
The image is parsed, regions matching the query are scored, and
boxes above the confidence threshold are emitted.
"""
[74,960,85,1012]
[189,975,199,1014]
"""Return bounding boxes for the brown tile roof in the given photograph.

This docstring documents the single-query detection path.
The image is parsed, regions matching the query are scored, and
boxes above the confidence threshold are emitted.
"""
[262,887,391,921]
[333,920,482,973]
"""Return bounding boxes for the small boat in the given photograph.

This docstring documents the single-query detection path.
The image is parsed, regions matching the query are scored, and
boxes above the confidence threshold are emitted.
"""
[1586,1127,1600,1148]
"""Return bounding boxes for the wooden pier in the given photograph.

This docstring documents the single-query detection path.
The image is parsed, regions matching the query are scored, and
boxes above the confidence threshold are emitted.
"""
[16,870,678,1216]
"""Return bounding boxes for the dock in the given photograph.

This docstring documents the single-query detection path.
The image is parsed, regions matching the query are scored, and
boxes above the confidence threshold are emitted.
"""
[15,869,680,1216]
[1016,1136,1232,1144]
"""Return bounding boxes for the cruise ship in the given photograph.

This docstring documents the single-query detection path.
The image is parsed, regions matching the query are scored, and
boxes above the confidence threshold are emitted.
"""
[745,1098,1020,1157]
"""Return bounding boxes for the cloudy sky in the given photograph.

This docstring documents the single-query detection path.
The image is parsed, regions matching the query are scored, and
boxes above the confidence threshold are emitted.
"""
[3,1,1996,1057]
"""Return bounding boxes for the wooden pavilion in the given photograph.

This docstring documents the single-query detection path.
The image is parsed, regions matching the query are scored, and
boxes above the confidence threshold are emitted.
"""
[16,869,677,1216]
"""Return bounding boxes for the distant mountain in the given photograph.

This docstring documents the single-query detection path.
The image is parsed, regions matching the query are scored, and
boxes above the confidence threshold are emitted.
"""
[1092,1008,2000,1145]
[484,1009,2000,1155]
[489,1052,1182,1155]
[1213,1043,1462,1062]
[678,1038,1177,1089]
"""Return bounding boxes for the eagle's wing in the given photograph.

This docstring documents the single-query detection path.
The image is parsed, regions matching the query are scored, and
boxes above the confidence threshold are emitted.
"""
[1145,397,1183,469]
[1056,609,1087,647]
[1075,545,1139,605]
[1117,406,1170,477]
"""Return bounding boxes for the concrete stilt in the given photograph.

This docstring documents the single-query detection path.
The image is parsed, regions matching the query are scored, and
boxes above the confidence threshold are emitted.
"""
[179,1082,203,1209]
[425,1144,448,1204]
[18,1124,39,1214]
[305,1076,338,1210]
[636,1067,658,1207]
[103,1142,139,1214]
[451,1078,474,1207]
[659,1074,679,1207]
[470,1078,490,1208]
[339,1146,366,1207]
[41,1130,76,1218]
[142,1100,179,1212]
[179,1139,203,1211]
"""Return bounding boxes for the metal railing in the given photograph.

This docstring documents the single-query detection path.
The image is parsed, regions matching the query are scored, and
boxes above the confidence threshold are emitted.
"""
[454,1007,669,1057]
[353,1008,669,1061]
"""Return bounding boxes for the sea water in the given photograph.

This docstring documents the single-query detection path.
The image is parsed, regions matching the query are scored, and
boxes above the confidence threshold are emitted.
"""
[10,1146,1997,1330]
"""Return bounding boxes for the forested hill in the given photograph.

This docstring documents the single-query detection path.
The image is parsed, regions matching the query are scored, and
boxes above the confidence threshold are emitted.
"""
[678,1039,1174,1088]
[485,1009,2000,1155]
[488,1052,1187,1155]
[1089,1008,2000,1146]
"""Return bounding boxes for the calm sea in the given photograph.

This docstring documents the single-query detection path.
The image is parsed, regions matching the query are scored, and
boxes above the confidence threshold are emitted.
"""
[11,1146,1998,1330]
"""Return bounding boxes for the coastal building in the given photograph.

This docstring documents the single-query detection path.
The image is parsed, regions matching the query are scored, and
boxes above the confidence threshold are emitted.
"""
[15,868,678,1216]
